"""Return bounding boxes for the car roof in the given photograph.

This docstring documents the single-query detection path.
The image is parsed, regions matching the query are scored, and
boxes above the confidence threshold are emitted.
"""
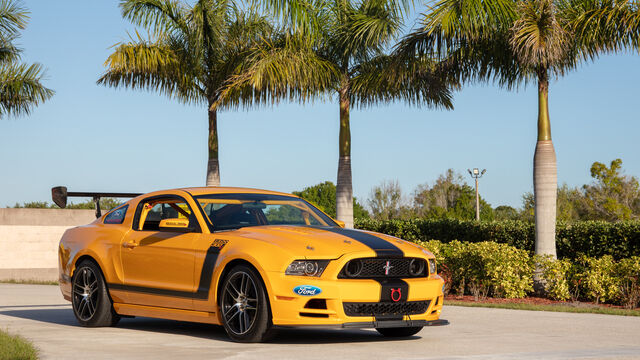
[177,187,299,197]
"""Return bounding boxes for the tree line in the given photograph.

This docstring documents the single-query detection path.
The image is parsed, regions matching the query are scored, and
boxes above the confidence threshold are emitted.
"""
[363,159,640,222]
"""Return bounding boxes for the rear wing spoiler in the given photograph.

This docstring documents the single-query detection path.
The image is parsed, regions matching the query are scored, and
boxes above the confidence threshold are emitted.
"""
[51,186,142,219]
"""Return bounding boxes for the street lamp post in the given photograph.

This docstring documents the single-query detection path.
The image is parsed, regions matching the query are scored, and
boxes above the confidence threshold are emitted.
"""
[467,168,486,221]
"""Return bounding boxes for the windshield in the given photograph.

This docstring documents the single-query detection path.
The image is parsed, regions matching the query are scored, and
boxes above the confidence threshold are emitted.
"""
[194,193,337,231]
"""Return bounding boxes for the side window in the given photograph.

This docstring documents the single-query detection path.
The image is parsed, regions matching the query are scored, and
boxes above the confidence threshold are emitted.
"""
[104,205,128,224]
[137,198,194,231]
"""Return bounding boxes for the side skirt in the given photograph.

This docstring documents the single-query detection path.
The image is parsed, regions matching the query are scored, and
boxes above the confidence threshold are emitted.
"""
[113,303,220,325]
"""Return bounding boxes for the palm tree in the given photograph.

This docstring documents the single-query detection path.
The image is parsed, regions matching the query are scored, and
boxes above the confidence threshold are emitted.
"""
[98,0,284,186]
[0,0,54,117]
[397,0,638,257]
[217,0,454,227]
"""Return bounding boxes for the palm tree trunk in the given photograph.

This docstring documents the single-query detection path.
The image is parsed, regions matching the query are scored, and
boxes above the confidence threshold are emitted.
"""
[533,71,557,258]
[206,105,220,186]
[336,85,354,228]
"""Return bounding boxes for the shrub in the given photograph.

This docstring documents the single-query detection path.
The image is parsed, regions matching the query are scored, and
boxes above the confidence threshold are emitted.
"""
[535,255,572,301]
[577,255,619,304]
[615,257,640,309]
[418,240,533,299]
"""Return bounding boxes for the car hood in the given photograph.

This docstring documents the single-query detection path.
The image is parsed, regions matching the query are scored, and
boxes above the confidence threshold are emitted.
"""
[226,225,431,258]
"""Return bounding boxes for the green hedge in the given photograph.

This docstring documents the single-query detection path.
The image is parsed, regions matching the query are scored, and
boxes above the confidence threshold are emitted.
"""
[417,240,640,308]
[355,218,640,259]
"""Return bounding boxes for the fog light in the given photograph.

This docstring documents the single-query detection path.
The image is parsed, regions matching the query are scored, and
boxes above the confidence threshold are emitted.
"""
[344,259,363,277]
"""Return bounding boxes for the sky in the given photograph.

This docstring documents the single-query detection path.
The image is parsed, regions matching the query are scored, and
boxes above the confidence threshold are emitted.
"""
[0,1,639,209]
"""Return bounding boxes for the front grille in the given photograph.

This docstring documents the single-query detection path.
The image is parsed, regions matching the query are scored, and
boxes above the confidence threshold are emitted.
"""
[343,300,430,317]
[338,258,427,278]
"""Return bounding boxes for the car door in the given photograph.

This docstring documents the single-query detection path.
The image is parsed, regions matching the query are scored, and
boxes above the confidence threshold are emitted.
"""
[120,195,201,310]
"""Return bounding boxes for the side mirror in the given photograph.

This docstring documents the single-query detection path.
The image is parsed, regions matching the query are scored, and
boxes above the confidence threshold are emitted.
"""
[159,218,194,233]
[335,220,346,228]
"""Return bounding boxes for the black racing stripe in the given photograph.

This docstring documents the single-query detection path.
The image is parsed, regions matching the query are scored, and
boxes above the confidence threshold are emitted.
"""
[319,227,404,258]
[109,242,223,300]
[194,246,221,299]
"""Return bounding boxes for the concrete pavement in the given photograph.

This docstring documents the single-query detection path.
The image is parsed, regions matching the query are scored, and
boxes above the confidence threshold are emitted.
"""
[1,284,640,360]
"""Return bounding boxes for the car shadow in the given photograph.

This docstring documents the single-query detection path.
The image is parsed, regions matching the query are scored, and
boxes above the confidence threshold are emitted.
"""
[0,306,418,344]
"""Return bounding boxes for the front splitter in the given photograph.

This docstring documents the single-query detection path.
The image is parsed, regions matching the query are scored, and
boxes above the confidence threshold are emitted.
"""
[274,319,449,330]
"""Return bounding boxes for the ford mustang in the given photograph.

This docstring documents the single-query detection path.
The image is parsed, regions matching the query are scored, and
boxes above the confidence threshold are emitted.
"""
[53,186,448,342]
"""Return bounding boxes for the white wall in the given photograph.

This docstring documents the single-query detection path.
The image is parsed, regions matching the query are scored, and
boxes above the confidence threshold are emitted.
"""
[0,209,96,281]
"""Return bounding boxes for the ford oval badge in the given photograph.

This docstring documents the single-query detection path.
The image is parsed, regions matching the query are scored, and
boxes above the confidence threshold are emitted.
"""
[293,285,322,296]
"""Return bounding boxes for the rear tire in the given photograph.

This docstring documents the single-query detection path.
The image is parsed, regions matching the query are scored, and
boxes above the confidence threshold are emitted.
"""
[219,265,274,342]
[376,326,423,337]
[72,260,120,327]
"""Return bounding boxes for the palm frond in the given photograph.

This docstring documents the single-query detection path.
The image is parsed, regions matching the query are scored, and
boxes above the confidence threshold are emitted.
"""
[121,0,189,33]
[564,0,637,60]
[214,33,339,109]
[339,0,404,59]
[0,0,27,36]
[511,0,572,70]
[0,62,54,117]
[0,34,20,63]
[421,0,516,42]
[350,53,454,109]
[261,0,333,38]
[97,32,205,105]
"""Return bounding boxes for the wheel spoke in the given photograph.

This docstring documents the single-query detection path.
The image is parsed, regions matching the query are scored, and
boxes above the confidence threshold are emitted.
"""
[89,280,97,291]
[227,281,241,299]
[242,309,250,332]
[238,311,245,333]
[224,304,239,317]
[79,298,88,317]
[226,307,241,323]
[242,274,252,294]
[86,297,95,315]
[239,274,247,295]
[73,287,84,295]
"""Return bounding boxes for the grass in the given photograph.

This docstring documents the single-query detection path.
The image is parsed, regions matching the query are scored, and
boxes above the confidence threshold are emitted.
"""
[446,300,640,317]
[0,329,38,360]
[0,279,58,286]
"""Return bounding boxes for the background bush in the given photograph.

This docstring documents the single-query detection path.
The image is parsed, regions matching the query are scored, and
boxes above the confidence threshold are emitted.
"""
[357,218,640,259]
[416,240,533,299]
[417,240,640,308]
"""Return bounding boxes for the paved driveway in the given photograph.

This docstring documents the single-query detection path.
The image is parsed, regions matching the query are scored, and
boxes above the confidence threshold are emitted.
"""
[1,284,640,360]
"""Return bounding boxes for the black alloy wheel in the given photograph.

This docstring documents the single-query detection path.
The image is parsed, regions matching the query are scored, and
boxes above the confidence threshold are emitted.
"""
[376,326,423,337]
[220,265,274,342]
[71,260,120,327]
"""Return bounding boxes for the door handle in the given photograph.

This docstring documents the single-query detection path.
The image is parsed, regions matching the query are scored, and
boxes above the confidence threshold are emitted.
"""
[122,241,138,249]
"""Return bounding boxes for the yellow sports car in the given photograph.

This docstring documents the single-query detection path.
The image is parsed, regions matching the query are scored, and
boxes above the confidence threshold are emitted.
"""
[53,186,447,342]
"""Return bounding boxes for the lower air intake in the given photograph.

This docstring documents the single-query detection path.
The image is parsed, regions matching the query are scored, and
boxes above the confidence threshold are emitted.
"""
[343,300,430,317]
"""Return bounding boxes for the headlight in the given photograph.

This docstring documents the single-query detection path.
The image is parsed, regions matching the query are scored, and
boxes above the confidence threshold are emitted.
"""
[429,258,437,275]
[285,260,330,277]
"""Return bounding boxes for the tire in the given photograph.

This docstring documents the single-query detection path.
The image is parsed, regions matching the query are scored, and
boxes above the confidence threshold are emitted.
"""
[71,260,120,327]
[219,265,274,342]
[376,326,423,337]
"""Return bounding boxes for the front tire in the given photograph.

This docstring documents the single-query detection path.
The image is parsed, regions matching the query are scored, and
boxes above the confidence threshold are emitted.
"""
[219,265,274,342]
[71,260,120,327]
[376,327,423,337]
